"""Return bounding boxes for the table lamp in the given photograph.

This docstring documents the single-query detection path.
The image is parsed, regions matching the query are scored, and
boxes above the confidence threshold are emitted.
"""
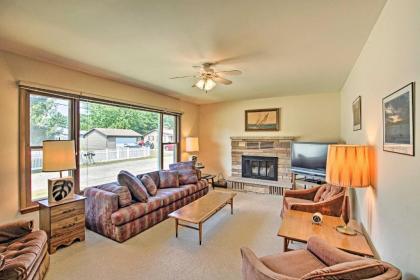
[43,140,77,202]
[185,137,199,163]
[326,144,370,235]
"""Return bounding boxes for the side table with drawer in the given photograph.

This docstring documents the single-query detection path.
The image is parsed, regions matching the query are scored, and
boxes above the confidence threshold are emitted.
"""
[38,194,86,254]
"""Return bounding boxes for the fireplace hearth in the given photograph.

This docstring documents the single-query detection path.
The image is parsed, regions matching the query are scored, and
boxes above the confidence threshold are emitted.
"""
[242,155,278,181]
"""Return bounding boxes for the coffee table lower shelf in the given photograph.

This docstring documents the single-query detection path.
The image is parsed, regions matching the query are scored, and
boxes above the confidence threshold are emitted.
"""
[169,191,236,245]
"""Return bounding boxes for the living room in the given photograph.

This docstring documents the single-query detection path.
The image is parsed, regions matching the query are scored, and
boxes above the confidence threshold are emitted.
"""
[0,1,418,279]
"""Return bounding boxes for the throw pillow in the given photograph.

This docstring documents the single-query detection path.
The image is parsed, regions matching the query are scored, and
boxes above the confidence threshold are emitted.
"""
[117,170,149,202]
[96,182,132,207]
[140,174,158,196]
[178,169,198,185]
[159,170,179,188]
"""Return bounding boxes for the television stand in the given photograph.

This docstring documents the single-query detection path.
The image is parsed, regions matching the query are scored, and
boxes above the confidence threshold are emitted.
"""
[291,173,325,190]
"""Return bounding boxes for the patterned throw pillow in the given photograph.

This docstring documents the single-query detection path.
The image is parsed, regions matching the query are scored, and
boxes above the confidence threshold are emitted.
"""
[140,174,158,196]
[178,169,198,185]
[159,170,179,188]
[117,170,149,202]
[96,182,132,207]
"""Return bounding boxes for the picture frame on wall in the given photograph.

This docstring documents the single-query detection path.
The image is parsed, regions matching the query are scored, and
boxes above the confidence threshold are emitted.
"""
[245,108,280,131]
[382,82,415,156]
[352,96,362,131]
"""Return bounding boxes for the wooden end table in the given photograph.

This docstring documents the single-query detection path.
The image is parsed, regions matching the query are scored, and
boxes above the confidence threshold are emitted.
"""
[168,191,236,245]
[278,210,374,257]
[201,174,216,189]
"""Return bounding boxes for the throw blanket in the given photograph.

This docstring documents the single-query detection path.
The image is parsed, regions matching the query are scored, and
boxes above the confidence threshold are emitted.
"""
[0,220,33,243]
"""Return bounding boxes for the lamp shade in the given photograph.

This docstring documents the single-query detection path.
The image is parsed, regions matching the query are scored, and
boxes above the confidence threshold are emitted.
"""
[326,145,370,188]
[42,140,76,172]
[185,137,199,152]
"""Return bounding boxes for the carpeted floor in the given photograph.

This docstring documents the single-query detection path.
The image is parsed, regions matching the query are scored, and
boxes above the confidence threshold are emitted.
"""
[46,190,285,280]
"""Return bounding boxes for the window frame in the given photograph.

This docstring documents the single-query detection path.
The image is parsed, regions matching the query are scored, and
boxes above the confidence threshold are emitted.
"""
[19,86,181,213]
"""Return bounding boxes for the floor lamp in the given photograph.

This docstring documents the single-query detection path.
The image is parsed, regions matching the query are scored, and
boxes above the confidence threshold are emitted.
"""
[326,145,370,235]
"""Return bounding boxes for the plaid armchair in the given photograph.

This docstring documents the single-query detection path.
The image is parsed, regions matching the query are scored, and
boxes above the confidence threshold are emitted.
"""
[281,184,345,217]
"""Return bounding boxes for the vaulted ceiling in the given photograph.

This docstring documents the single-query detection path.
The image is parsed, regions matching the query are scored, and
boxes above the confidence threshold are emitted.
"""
[0,0,386,104]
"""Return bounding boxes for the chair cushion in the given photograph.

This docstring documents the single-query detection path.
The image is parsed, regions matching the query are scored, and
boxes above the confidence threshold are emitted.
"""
[178,169,198,185]
[95,182,132,207]
[159,170,179,189]
[118,170,149,202]
[111,197,163,226]
[0,230,47,280]
[260,249,326,278]
[0,220,33,243]
[314,185,343,202]
[283,197,313,209]
[302,259,386,280]
[140,175,158,196]
[169,161,195,171]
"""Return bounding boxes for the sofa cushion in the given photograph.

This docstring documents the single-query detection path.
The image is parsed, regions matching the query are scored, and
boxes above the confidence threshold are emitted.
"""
[260,249,326,278]
[137,171,160,187]
[302,259,386,280]
[181,180,208,195]
[178,169,198,185]
[0,230,47,280]
[159,170,179,189]
[95,182,132,207]
[314,184,343,202]
[169,161,195,171]
[140,175,158,196]
[283,197,313,209]
[111,197,163,226]
[0,220,33,243]
[155,188,190,206]
[118,170,149,202]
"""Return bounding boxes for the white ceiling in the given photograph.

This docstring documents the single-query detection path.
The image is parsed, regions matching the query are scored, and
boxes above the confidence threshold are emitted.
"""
[0,0,386,104]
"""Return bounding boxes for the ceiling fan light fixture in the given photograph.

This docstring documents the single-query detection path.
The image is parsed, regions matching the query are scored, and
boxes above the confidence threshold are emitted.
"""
[195,78,216,92]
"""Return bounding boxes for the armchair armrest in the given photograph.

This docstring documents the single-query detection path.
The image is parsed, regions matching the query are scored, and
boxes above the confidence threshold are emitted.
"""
[284,186,320,201]
[289,193,344,217]
[85,187,119,237]
[0,220,33,243]
[240,247,297,280]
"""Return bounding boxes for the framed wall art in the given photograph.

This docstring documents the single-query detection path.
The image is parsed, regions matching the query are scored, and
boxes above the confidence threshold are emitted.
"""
[383,82,415,156]
[245,108,280,131]
[352,96,362,131]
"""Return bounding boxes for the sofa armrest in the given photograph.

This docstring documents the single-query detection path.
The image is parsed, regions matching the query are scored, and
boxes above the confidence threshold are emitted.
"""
[289,193,344,217]
[241,247,298,280]
[0,220,33,243]
[284,186,320,201]
[85,187,119,237]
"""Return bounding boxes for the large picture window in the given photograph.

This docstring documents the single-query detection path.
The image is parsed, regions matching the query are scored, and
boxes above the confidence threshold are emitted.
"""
[19,87,180,212]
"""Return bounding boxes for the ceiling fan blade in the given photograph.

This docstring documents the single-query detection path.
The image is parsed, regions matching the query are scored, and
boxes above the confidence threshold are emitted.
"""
[213,76,232,85]
[215,70,242,75]
[169,75,196,79]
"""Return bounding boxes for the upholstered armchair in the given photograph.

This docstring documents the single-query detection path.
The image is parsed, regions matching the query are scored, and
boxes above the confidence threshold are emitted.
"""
[281,184,345,217]
[0,220,49,280]
[241,236,401,280]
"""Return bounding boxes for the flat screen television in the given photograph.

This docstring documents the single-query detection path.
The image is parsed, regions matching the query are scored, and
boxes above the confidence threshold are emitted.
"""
[291,142,333,177]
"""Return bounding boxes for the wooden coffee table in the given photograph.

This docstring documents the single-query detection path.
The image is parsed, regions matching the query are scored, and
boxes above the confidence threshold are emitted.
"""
[278,210,374,257]
[168,191,236,245]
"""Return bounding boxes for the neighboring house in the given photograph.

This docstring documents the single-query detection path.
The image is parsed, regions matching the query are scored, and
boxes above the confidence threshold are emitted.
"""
[81,128,142,150]
[143,128,174,146]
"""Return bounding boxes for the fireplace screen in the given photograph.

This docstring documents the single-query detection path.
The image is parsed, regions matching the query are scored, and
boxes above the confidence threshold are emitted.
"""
[242,155,278,181]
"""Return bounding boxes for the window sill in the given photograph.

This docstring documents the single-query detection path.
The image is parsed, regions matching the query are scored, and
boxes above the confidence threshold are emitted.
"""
[20,204,39,214]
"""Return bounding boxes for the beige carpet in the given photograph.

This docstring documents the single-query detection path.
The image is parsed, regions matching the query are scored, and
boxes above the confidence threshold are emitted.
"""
[46,190,285,280]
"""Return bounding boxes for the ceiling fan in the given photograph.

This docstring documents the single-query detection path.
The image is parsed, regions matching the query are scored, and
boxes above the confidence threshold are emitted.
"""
[170,62,242,93]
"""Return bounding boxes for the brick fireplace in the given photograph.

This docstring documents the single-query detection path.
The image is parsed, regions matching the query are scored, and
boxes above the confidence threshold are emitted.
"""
[228,136,295,195]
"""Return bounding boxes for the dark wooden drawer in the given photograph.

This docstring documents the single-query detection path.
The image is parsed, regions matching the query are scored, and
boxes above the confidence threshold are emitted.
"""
[51,200,84,222]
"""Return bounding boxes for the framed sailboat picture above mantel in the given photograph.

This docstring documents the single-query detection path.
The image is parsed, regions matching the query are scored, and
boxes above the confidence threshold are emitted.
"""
[245,108,280,131]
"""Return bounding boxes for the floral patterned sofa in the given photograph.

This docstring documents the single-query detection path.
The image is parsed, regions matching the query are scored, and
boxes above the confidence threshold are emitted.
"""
[84,162,209,242]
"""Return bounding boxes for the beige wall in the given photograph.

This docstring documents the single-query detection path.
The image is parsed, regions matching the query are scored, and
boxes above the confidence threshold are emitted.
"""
[340,1,420,277]
[199,92,341,176]
[0,51,199,226]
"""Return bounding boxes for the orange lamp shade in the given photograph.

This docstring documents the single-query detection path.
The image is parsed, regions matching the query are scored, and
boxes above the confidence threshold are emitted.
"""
[42,140,76,172]
[326,145,370,188]
[185,137,199,152]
